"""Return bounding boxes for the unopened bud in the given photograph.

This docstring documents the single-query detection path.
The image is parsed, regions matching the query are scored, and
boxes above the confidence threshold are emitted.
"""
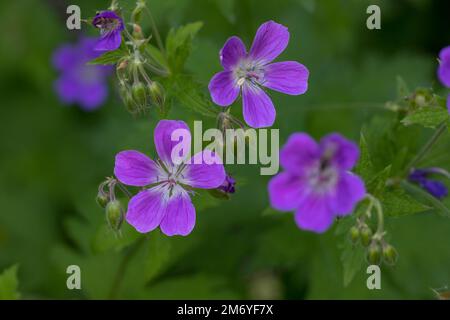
[105,200,124,231]
[367,242,382,265]
[96,193,109,208]
[349,226,360,244]
[382,244,398,265]
[131,82,147,108]
[148,81,165,108]
[360,226,372,247]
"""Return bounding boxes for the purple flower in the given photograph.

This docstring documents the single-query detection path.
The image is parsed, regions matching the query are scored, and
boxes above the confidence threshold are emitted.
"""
[114,120,226,236]
[437,46,450,112]
[408,168,448,199]
[92,10,124,52]
[208,21,309,128]
[52,37,112,110]
[268,133,366,233]
[218,175,236,194]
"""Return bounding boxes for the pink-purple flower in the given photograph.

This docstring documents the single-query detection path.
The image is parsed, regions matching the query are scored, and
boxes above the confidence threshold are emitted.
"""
[52,37,112,110]
[92,10,124,52]
[208,21,309,128]
[114,120,226,236]
[437,45,450,112]
[268,133,366,233]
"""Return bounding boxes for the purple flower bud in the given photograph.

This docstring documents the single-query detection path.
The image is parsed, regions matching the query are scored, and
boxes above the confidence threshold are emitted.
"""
[218,175,236,194]
[408,168,449,199]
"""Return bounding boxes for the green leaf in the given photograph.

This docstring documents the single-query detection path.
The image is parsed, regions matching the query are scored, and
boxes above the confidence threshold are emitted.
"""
[401,107,449,129]
[401,181,450,218]
[354,133,375,181]
[166,22,203,72]
[383,187,430,217]
[340,240,365,287]
[396,76,410,99]
[88,48,128,65]
[91,223,141,254]
[367,165,391,197]
[0,265,20,300]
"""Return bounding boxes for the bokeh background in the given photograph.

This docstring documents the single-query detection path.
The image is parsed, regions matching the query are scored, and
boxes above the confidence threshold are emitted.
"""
[0,0,450,299]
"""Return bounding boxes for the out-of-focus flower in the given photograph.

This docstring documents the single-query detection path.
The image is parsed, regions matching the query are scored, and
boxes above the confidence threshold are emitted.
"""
[208,21,309,128]
[408,168,448,199]
[92,10,124,52]
[437,46,450,112]
[268,133,366,233]
[52,37,112,110]
[114,120,226,236]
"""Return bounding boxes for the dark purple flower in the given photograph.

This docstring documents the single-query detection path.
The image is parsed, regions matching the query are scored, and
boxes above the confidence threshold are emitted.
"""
[52,37,112,110]
[208,21,309,128]
[92,10,124,52]
[437,46,450,113]
[114,120,226,236]
[268,133,366,233]
[408,168,448,199]
[218,175,236,194]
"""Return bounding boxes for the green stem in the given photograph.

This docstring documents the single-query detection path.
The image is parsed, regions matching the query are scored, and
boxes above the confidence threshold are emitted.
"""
[145,7,166,60]
[404,122,447,176]
[108,237,145,299]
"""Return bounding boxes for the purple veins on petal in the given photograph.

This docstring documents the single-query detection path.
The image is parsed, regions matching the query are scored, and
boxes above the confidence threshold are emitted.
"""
[114,120,227,236]
[249,20,290,64]
[268,132,366,233]
[242,83,276,128]
[208,20,309,128]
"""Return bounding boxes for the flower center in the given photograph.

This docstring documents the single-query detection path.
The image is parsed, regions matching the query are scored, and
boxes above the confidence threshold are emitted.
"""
[234,60,265,87]
[307,159,338,194]
[95,17,120,34]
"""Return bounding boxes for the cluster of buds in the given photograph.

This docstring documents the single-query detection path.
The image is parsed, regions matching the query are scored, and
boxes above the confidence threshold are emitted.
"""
[109,0,168,115]
[348,195,398,266]
[386,86,445,114]
[97,177,126,233]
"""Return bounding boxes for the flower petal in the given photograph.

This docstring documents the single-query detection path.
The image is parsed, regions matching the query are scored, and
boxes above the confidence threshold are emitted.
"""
[242,83,276,128]
[77,81,108,110]
[114,150,162,187]
[263,61,309,95]
[280,133,320,173]
[126,186,168,233]
[294,195,335,233]
[220,36,247,70]
[52,44,77,71]
[249,21,289,64]
[160,188,196,236]
[320,133,359,170]
[329,172,366,216]
[208,71,240,106]
[154,120,191,167]
[268,172,307,211]
[94,32,122,52]
[438,46,450,87]
[180,151,226,189]
[422,179,448,199]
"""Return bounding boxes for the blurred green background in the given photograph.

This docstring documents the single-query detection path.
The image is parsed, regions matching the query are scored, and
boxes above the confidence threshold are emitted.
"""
[0,0,450,299]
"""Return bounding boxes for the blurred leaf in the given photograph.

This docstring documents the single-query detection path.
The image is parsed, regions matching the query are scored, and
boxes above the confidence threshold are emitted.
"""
[340,240,365,287]
[91,223,141,254]
[354,133,375,181]
[396,76,410,99]
[0,265,20,300]
[383,187,430,217]
[367,165,391,197]
[402,107,449,129]
[166,21,203,72]
[401,181,450,218]
[88,48,128,65]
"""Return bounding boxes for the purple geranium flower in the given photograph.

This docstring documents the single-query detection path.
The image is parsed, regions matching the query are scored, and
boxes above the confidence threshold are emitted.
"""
[52,37,112,110]
[437,46,450,112]
[208,21,309,128]
[92,10,124,52]
[268,133,366,233]
[409,168,448,199]
[114,120,226,236]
